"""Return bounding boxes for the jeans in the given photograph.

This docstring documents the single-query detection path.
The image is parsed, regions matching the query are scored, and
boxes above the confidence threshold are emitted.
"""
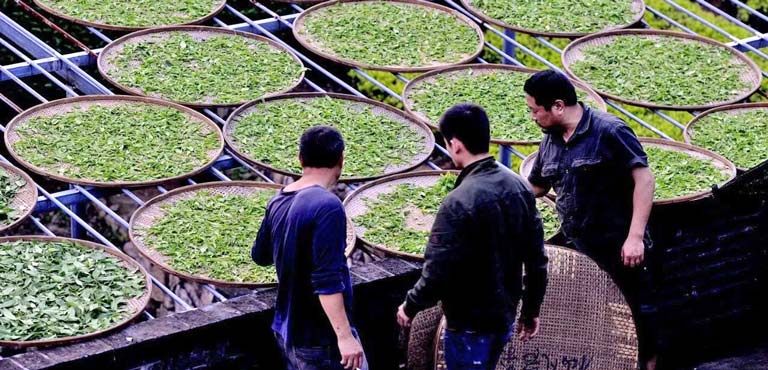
[275,330,369,370]
[443,327,514,370]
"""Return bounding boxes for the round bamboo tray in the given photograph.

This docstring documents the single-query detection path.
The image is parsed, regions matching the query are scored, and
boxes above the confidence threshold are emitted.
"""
[0,236,151,349]
[292,0,485,72]
[432,245,638,370]
[98,26,305,108]
[129,181,285,288]
[562,29,763,111]
[4,95,224,188]
[402,63,607,145]
[224,92,435,183]
[343,170,455,261]
[0,162,38,233]
[520,138,737,205]
[684,102,768,172]
[33,0,227,32]
[460,0,645,38]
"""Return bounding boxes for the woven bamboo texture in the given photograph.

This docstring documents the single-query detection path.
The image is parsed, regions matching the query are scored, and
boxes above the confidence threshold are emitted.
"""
[562,29,762,111]
[129,181,287,288]
[32,0,226,31]
[98,26,305,108]
[292,0,485,72]
[460,0,645,38]
[3,95,224,188]
[0,162,38,233]
[684,102,768,172]
[0,236,151,349]
[520,138,737,205]
[405,305,445,370]
[402,63,607,145]
[432,245,639,370]
[224,93,435,183]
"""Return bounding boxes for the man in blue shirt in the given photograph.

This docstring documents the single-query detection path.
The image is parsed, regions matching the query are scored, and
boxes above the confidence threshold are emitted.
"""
[252,126,366,370]
[524,70,657,370]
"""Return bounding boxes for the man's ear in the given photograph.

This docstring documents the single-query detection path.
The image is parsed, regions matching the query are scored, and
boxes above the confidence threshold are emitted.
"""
[298,153,304,167]
[451,137,466,155]
[337,153,344,169]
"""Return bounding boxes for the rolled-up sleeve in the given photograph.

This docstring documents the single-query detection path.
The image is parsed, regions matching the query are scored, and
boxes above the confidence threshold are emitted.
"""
[311,204,348,295]
[527,148,550,189]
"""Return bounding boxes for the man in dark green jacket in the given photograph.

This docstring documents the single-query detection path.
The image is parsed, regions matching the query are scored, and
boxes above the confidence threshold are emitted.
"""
[395,104,549,370]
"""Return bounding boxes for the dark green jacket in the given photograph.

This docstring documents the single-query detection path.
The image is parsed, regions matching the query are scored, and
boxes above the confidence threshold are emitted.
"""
[404,157,549,332]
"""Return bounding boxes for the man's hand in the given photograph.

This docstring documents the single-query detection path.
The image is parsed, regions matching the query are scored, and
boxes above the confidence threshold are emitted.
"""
[621,236,645,268]
[517,317,540,341]
[396,303,412,328]
[338,334,364,370]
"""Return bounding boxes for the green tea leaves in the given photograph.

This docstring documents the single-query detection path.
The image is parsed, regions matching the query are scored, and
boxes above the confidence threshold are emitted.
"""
[568,34,753,107]
[0,170,25,226]
[0,240,145,342]
[11,102,221,184]
[36,0,222,28]
[468,0,636,34]
[298,1,481,69]
[107,32,304,105]
[230,96,429,178]
[688,108,768,169]
[646,146,731,199]
[140,189,277,284]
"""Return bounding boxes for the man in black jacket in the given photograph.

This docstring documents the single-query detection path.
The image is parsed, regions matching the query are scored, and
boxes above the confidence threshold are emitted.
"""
[395,104,549,370]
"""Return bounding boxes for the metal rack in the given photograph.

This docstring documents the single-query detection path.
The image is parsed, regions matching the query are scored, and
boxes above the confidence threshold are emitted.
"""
[0,0,765,339]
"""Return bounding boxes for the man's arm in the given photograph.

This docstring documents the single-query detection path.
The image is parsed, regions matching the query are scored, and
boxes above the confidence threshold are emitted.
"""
[252,208,273,266]
[398,202,464,324]
[517,196,548,340]
[311,204,363,370]
[622,166,654,267]
[526,150,552,198]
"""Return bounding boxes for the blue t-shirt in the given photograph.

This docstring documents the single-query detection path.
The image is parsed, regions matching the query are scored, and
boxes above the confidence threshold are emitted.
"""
[252,185,354,347]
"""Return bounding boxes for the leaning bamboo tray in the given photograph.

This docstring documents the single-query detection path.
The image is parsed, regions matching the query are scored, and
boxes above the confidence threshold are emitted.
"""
[459,0,645,38]
[224,92,436,183]
[3,95,224,188]
[684,102,768,172]
[0,162,38,233]
[562,29,762,111]
[402,63,607,145]
[519,138,738,205]
[129,181,287,288]
[32,0,227,32]
[431,245,639,370]
[292,0,485,72]
[98,26,305,108]
[0,236,152,349]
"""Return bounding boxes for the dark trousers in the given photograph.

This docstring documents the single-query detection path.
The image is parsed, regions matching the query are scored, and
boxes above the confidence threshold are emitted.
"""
[275,330,369,370]
[568,237,659,368]
[443,327,514,370]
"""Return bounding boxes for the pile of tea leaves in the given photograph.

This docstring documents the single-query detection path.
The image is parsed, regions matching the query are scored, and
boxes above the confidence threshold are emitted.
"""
[647,146,731,199]
[688,108,768,169]
[11,103,221,183]
[0,169,26,226]
[140,189,277,283]
[230,97,428,178]
[0,240,145,342]
[36,0,222,28]
[568,35,752,107]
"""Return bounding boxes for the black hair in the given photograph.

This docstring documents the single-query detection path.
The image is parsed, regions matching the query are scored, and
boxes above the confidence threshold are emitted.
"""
[523,70,578,110]
[438,103,490,155]
[299,126,345,168]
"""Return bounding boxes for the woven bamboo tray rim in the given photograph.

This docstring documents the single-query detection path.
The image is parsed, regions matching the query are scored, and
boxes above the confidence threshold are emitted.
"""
[343,170,457,261]
[0,162,38,233]
[401,63,607,145]
[33,0,227,32]
[0,235,152,349]
[684,102,768,172]
[562,29,763,111]
[3,95,224,188]
[459,0,645,38]
[128,181,289,288]
[519,138,738,205]
[98,26,305,108]
[432,244,638,370]
[292,0,485,73]
[224,92,436,183]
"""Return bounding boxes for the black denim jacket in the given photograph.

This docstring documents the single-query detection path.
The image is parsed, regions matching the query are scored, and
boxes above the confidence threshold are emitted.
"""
[404,157,548,332]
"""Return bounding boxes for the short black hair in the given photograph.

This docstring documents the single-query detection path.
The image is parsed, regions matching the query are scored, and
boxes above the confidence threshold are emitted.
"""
[438,103,490,155]
[524,70,578,110]
[299,126,345,168]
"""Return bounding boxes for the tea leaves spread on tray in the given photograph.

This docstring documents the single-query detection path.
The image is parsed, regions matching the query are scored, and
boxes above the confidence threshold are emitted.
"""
[647,146,731,199]
[0,170,26,226]
[37,0,222,28]
[689,109,768,169]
